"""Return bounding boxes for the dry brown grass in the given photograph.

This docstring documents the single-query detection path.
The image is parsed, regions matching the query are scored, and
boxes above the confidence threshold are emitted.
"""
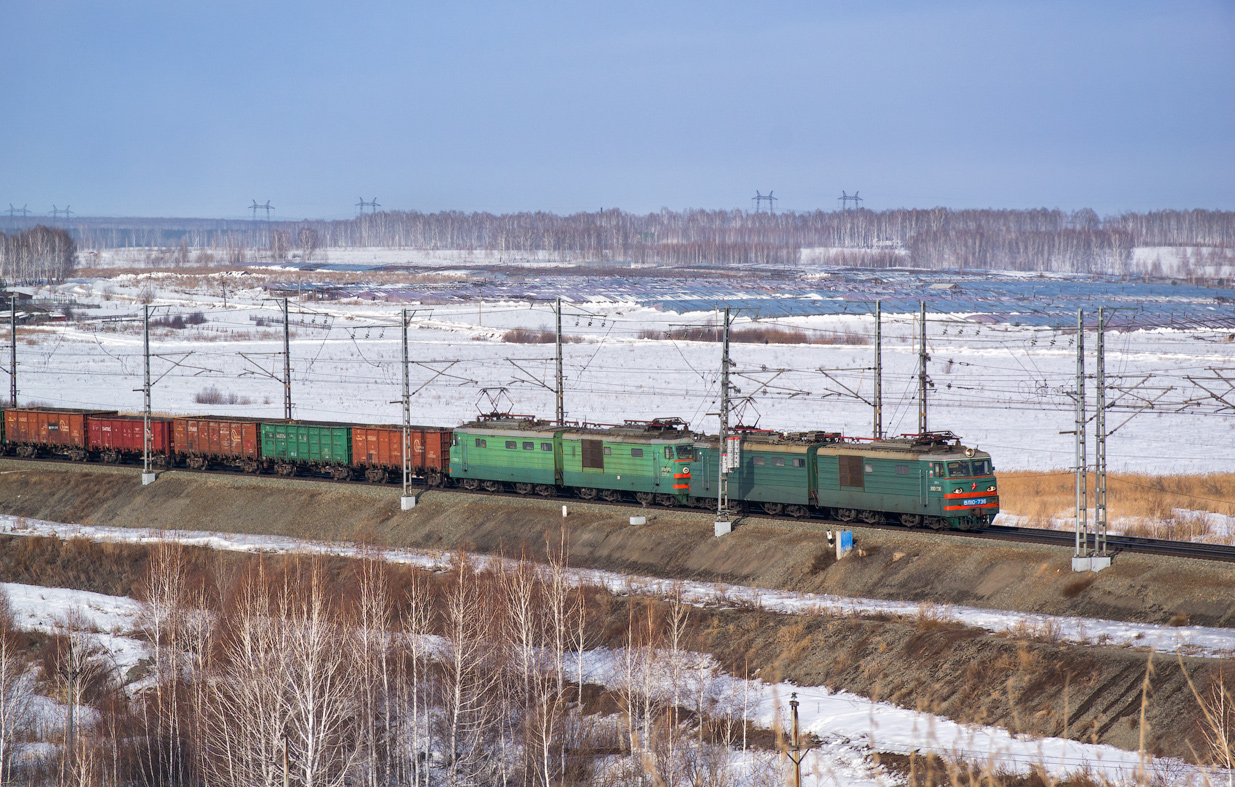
[998,470,1235,526]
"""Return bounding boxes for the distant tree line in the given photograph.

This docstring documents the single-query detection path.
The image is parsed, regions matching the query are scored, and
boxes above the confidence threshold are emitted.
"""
[61,207,1235,274]
[0,226,77,284]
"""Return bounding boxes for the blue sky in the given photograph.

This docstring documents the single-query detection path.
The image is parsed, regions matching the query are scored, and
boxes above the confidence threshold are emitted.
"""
[2,1,1233,218]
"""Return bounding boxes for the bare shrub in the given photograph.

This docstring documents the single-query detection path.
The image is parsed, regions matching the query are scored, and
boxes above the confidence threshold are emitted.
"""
[193,386,251,406]
[661,325,869,345]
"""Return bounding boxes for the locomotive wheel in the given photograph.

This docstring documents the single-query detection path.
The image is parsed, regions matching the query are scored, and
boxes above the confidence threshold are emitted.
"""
[426,471,444,487]
[634,492,654,505]
[900,513,922,528]
[835,508,857,522]
[600,489,621,503]
[655,494,678,507]
[926,516,946,530]
[481,480,502,492]
[761,502,784,516]
[859,510,884,525]
[578,487,598,500]
[535,484,555,497]
[514,482,533,495]
[461,478,480,491]
[786,505,809,518]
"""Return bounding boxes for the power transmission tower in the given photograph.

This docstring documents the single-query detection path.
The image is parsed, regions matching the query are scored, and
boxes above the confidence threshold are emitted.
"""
[917,301,929,435]
[839,191,863,211]
[555,296,565,425]
[262,201,274,221]
[62,205,73,220]
[50,205,60,219]
[751,191,778,213]
[356,197,380,215]
[282,298,292,419]
[250,200,260,221]
[873,300,883,439]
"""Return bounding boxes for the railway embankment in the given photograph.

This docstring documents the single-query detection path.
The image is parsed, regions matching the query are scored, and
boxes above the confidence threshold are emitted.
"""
[0,460,1230,762]
[1,459,1233,628]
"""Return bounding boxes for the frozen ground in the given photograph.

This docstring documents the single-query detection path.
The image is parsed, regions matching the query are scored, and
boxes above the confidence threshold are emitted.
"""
[4,514,1232,659]
[0,573,1212,784]
[8,263,1235,474]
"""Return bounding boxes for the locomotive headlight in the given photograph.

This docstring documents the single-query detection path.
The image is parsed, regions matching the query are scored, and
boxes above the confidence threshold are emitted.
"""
[987,485,996,492]
[683,467,690,475]
[954,488,964,494]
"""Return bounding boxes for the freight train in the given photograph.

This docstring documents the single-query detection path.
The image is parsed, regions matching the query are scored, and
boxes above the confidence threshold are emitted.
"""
[0,407,998,530]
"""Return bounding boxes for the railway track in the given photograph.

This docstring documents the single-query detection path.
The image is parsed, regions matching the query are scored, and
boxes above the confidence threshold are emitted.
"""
[5,454,1235,565]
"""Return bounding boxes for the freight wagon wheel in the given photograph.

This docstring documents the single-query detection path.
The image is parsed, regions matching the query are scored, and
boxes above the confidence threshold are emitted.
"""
[535,484,555,497]
[786,505,809,518]
[578,487,598,500]
[655,494,678,507]
[761,502,784,516]
[69,449,88,462]
[16,446,36,459]
[426,471,444,487]
[835,508,856,522]
[331,466,352,481]
[461,478,480,491]
[600,489,621,503]
[859,510,884,525]
[900,514,922,528]
[187,456,207,471]
[482,480,502,492]
[514,482,533,495]
[151,456,169,471]
[365,468,389,484]
[276,463,297,477]
[102,450,121,464]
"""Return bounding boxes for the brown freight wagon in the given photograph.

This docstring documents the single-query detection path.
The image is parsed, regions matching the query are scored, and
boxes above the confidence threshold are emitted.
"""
[87,414,175,468]
[4,407,117,460]
[351,425,451,485]
[173,416,266,472]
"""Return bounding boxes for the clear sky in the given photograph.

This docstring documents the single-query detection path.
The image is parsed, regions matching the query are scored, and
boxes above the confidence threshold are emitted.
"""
[3,1,1233,219]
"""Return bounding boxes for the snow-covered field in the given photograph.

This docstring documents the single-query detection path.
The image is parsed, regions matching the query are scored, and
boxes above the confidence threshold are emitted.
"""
[9,263,1235,475]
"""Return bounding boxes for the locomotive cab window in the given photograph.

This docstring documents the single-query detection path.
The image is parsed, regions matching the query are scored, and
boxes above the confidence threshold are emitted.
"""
[772,457,785,467]
[631,448,644,458]
[947,461,970,477]
[603,446,612,455]
[676,445,695,460]
[971,458,992,475]
[791,458,805,467]
[930,462,944,477]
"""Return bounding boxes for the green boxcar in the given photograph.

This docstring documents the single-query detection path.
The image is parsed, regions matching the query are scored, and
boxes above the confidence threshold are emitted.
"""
[450,418,562,487]
[260,421,352,466]
[560,421,696,501]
